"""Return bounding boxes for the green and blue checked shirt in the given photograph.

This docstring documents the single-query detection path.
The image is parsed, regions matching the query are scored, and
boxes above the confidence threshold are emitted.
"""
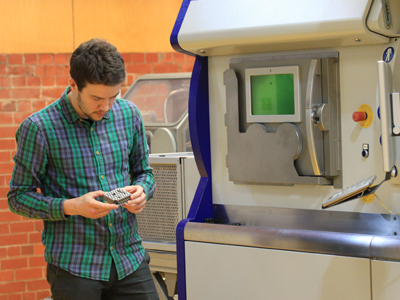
[8,87,155,281]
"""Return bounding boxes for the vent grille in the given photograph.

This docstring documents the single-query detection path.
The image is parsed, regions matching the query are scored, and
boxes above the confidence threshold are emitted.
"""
[137,163,179,244]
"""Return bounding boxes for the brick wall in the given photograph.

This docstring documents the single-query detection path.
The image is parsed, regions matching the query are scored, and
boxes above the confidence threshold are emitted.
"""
[0,52,194,299]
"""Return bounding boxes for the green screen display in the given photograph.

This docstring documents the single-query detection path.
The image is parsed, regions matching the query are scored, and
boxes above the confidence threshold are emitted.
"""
[251,73,295,116]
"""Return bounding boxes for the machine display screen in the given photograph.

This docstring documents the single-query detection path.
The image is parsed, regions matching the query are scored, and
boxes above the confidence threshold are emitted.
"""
[245,66,301,123]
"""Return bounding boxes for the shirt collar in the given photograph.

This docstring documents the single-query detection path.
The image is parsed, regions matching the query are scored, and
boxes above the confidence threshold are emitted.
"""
[60,86,111,123]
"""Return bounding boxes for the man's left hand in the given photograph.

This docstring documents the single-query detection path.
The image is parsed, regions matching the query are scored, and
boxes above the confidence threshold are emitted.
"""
[122,185,146,214]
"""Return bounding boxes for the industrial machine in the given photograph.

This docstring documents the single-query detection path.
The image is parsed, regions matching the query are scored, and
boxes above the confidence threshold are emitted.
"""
[123,73,192,153]
[171,0,400,299]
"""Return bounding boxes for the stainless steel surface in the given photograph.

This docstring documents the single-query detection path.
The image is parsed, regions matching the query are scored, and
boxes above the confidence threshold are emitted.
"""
[184,222,373,258]
[181,204,400,261]
[213,204,400,236]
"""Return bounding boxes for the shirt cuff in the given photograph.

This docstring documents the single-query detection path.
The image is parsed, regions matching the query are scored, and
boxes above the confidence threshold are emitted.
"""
[135,183,148,200]
[50,198,70,220]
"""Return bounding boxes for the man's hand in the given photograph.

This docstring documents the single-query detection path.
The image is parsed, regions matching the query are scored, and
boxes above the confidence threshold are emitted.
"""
[122,185,146,214]
[63,190,118,219]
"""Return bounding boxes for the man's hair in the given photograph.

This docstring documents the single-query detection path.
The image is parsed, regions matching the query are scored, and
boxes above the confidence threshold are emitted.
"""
[70,38,126,91]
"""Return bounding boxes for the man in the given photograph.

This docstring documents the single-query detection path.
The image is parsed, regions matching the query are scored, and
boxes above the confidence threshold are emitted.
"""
[8,39,158,300]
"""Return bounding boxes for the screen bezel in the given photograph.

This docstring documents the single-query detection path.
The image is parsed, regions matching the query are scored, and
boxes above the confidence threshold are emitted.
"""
[245,66,301,123]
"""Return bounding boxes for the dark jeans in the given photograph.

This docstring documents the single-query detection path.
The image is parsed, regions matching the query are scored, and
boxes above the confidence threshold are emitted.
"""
[46,259,159,300]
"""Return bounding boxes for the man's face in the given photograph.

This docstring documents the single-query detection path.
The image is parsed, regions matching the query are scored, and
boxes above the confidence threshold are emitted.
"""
[70,79,121,121]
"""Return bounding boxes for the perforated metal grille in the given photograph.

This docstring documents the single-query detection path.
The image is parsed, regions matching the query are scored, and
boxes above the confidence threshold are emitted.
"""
[136,163,179,244]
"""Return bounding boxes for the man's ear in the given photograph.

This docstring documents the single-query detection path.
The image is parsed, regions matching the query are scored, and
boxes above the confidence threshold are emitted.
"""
[69,78,78,92]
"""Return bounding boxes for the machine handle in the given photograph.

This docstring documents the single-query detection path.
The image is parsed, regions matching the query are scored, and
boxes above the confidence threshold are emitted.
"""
[377,60,396,173]
[306,59,323,175]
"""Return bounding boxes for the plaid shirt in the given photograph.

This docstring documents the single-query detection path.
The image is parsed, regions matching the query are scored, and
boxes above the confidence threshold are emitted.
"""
[8,87,155,281]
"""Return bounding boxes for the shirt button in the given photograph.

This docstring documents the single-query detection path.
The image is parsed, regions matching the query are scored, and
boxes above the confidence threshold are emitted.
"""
[101,175,104,179]
[110,246,113,250]
[96,151,99,155]
[110,223,112,227]
[91,128,94,131]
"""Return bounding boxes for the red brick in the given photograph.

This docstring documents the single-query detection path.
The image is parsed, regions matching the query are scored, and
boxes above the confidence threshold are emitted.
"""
[9,54,23,65]
[0,269,14,281]
[153,63,179,73]
[14,112,33,124]
[127,75,136,85]
[0,89,11,99]
[63,65,70,76]
[12,88,40,100]
[18,100,32,112]
[8,294,22,300]
[0,65,6,75]
[36,291,51,300]
[34,220,43,232]
[0,76,11,87]
[27,77,40,87]
[160,53,173,63]
[132,53,145,63]
[11,221,35,233]
[186,55,196,63]
[0,211,22,223]
[42,76,54,86]
[1,257,28,270]
[0,112,13,124]
[22,293,35,300]
[53,54,67,64]
[121,53,132,63]
[0,54,7,65]
[0,152,11,163]
[27,279,49,291]
[0,234,28,247]
[180,62,194,72]
[0,139,16,150]
[29,232,42,243]
[42,88,64,99]
[173,52,186,62]
[33,100,47,112]
[33,244,45,256]
[29,256,46,268]
[0,199,8,210]
[24,54,37,65]
[0,162,15,173]
[0,295,6,300]
[0,282,25,294]
[9,66,34,76]
[16,267,43,280]
[36,65,64,76]
[21,245,34,255]
[38,54,53,65]
[0,223,9,234]
[56,75,69,86]
[7,246,21,257]
[1,102,16,112]
[126,64,152,74]
[0,248,6,258]
[146,53,159,63]
[12,77,27,87]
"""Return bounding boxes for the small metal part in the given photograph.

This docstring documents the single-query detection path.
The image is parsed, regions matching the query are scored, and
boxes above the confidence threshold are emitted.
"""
[354,38,362,42]
[104,188,131,205]
[391,166,398,178]
[362,144,369,158]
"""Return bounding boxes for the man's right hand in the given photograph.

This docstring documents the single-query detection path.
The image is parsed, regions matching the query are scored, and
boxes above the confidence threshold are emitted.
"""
[63,190,118,219]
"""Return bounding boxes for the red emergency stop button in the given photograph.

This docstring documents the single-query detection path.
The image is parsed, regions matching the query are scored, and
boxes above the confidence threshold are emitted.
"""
[353,111,367,122]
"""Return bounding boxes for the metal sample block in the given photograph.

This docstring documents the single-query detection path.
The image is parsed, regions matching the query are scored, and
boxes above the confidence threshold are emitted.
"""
[104,188,131,205]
